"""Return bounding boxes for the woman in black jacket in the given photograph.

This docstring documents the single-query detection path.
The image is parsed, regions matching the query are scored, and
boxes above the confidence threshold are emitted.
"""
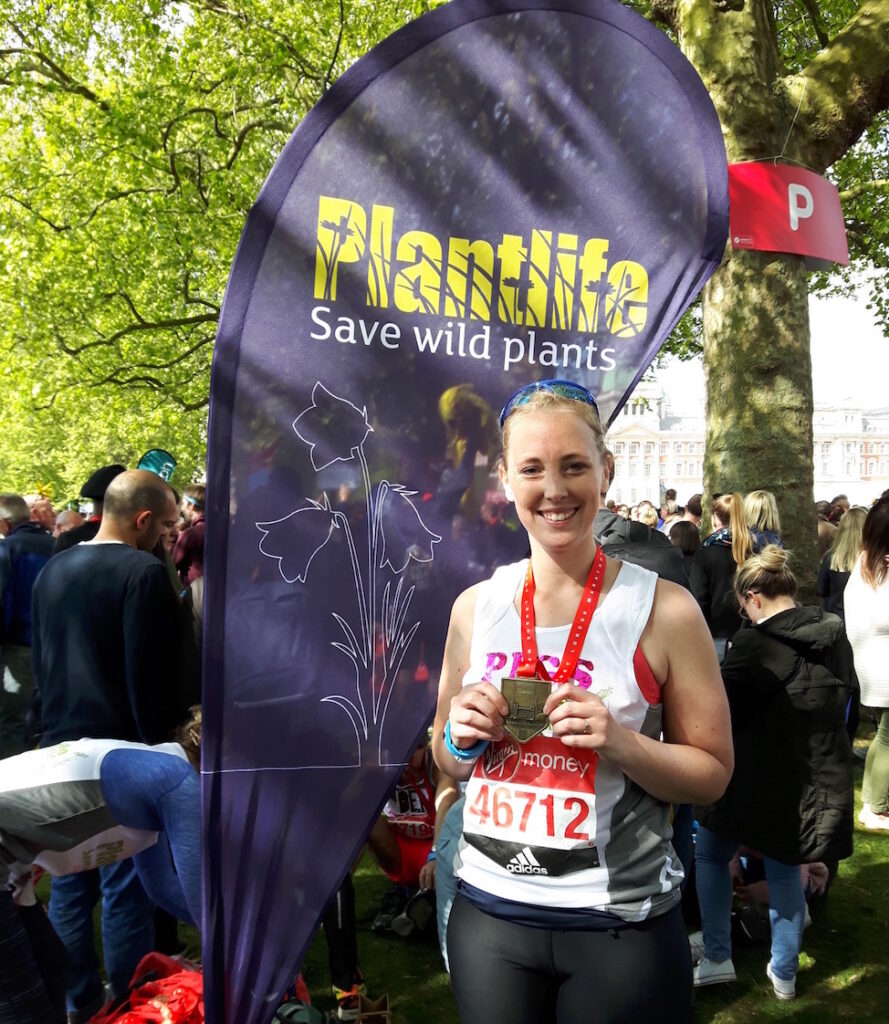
[692,547,853,1001]
[689,493,755,660]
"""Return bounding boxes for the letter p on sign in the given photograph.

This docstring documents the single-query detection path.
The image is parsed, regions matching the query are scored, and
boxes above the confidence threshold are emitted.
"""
[788,184,814,231]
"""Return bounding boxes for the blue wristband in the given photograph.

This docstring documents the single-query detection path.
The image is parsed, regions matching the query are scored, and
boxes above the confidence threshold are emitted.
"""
[444,721,488,762]
[426,847,437,863]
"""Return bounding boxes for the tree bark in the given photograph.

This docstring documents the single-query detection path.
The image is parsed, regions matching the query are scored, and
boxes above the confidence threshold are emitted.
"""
[673,0,889,598]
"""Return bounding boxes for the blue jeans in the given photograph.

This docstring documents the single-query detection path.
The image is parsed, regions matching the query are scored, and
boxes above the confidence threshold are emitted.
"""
[49,860,155,1013]
[101,748,202,927]
[694,826,805,981]
[436,796,464,973]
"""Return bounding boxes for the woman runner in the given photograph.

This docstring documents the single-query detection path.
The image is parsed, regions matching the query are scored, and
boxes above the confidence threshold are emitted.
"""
[433,380,733,1024]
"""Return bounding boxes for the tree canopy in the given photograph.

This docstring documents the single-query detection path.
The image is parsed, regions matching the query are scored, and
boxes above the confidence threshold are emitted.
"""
[0,0,886,501]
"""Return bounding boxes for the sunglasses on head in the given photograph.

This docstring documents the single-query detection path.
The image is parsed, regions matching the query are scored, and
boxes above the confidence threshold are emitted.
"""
[499,379,599,429]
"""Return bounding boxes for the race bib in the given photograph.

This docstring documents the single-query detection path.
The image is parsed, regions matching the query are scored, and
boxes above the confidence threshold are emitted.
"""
[462,734,600,875]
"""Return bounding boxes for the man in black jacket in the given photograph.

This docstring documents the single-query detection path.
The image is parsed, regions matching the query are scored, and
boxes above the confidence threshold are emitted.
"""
[31,469,182,1022]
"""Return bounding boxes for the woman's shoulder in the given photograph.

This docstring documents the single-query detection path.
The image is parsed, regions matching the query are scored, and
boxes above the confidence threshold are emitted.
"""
[450,559,527,625]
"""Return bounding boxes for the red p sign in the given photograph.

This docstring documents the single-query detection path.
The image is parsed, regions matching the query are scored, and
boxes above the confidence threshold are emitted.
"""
[729,162,848,269]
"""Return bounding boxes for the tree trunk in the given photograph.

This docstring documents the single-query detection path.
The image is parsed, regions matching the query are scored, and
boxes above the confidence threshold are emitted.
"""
[674,0,821,595]
[702,252,820,594]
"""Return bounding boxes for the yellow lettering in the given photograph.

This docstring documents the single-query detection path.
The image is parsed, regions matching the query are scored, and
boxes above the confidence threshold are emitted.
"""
[393,231,442,314]
[551,234,578,330]
[315,197,367,302]
[604,261,649,337]
[575,238,609,332]
[523,230,551,328]
[444,237,495,320]
[367,203,394,308]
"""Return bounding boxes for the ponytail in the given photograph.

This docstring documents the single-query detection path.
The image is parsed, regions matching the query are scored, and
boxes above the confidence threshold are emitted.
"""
[713,492,754,567]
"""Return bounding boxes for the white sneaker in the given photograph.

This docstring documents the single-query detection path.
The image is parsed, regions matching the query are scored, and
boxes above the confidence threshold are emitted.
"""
[688,931,705,963]
[766,962,796,1000]
[860,808,889,831]
[693,957,736,986]
[858,803,871,824]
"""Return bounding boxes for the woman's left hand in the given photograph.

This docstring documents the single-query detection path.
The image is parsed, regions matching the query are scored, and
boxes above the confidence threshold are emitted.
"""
[543,683,620,751]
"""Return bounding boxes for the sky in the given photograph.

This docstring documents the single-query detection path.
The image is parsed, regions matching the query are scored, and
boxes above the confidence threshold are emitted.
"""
[654,292,888,415]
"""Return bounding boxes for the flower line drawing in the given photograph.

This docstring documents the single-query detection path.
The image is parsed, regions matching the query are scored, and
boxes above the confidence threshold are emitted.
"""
[256,382,441,765]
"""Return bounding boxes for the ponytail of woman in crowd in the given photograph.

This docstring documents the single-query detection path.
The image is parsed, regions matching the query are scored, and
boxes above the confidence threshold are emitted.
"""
[817,506,867,620]
[744,489,784,550]
[689,492,755,658]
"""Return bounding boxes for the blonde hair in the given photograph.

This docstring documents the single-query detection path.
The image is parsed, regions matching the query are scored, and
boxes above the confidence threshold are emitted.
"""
[830,506,867,573]
[175,705,202,769]
[501,390,605,466]
[744,489,781,534]
[734,545,797,600]
[639,506,658,528]
[712,492,754,567]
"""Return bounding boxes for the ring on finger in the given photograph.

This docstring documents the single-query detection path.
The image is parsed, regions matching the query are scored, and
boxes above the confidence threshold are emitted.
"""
[583,721,591,735]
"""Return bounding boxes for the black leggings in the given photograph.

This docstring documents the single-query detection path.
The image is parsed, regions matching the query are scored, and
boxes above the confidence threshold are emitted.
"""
[447,894,692,1024]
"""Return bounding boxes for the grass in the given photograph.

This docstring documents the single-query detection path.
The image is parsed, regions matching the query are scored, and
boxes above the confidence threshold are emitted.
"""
[296,813,889,1023]
[39,733,889,1023]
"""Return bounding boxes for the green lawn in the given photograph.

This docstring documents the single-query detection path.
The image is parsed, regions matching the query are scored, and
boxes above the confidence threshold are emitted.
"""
[41,739,889,1023]
[298,745,889,1023]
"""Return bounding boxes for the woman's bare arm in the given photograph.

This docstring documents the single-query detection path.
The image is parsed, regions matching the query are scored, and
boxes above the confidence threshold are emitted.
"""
[545,579,733,805]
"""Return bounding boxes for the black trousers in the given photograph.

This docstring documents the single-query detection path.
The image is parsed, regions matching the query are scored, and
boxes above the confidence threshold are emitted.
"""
[447,893,692,1024]
[0,890,67,1024]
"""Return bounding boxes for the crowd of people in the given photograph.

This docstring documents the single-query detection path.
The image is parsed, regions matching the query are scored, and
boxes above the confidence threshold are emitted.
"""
[2,381,888,1024]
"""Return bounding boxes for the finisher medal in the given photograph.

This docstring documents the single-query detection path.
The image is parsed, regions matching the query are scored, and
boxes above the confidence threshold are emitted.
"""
[501,546,607,743]
[501,676,552,743]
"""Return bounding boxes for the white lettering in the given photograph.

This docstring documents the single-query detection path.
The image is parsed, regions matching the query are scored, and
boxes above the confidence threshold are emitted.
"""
[310,305,331,340]
[788,183,814,231]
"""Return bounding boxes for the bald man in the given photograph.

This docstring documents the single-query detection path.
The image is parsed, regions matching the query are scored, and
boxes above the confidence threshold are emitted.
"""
[30,470,184,1020]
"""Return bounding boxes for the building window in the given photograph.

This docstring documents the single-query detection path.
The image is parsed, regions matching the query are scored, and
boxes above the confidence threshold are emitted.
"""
[821,461,829,476]
[630,442,639,455]
[660,443,668,454]
[629,459,639,477]
[631,488,637,502]
[674,442,682,455]
[644,461,653,477]
[644,442,654,455]
[675,462,683,477]
[614,442,624,455]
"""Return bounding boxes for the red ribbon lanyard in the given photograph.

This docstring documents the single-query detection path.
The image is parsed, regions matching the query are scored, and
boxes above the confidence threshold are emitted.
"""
[517,546,607,683]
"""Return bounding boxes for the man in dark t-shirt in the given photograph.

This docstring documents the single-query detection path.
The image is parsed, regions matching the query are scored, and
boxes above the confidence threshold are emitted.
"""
[31,469,182,1022]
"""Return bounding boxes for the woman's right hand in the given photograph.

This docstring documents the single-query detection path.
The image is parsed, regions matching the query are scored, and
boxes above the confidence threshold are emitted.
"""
[448,681,509,748]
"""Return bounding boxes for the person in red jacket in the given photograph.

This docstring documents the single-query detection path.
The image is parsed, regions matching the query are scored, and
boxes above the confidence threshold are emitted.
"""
[172,484,205,586]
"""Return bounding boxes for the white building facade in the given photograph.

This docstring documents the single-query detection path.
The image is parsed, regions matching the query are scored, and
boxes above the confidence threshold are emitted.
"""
[606,383,889,507]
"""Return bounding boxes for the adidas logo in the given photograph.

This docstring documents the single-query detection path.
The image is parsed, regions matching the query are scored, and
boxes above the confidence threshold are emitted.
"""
[506,847,548,875]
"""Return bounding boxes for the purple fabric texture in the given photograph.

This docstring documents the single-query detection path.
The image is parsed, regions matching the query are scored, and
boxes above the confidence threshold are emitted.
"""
[203,2,728,1021]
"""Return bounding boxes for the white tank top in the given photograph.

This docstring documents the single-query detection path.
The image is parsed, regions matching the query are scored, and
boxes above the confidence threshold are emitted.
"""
[455,558,682,922]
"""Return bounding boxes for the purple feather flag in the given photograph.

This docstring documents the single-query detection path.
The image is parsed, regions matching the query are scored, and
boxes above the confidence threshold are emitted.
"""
[203,2,728,1021]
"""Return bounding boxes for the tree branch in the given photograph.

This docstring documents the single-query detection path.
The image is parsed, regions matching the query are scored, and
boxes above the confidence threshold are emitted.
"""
[224,118,289,168]
[796,0,830,48]
[784,1,889,172]
[840,177,889,201]
[324,0,346,92]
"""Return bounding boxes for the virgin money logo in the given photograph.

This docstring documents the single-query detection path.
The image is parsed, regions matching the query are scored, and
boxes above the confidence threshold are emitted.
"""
[482,737,521,782]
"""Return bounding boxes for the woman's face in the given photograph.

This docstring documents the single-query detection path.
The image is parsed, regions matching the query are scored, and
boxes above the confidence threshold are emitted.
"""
[500,408,605,555]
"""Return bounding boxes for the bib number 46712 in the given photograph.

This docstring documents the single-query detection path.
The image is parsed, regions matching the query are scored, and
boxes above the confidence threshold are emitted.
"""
[468,783,592,843]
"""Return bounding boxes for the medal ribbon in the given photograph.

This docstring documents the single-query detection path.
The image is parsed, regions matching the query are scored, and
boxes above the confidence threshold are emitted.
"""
[516,545,607,683]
